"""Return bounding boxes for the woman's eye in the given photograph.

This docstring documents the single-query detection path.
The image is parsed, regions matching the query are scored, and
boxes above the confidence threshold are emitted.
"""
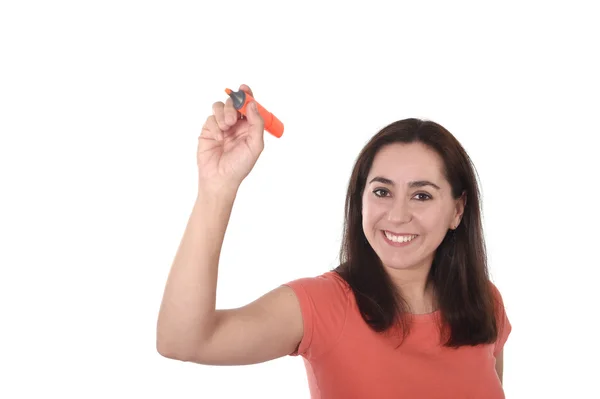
[373,190,431,201]
[373,189,389,197]
[415,193,432,201]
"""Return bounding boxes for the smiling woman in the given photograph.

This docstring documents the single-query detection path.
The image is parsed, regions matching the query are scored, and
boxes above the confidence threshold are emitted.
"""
[156,85,511,399]
[333,120,504,335]
[302,119,512,397]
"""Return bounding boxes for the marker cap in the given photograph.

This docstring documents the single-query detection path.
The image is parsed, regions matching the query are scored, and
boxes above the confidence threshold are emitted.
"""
[224,88,284,138]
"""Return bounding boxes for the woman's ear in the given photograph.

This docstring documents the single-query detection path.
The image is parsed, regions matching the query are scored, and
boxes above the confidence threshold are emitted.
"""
[454,191,467,225]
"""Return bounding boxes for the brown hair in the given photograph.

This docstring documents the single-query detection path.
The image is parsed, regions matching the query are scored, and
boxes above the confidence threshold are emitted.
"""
[334,118,498,347]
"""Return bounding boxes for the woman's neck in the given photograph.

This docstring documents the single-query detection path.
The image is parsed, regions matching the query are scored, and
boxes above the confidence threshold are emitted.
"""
[384,264,436,314]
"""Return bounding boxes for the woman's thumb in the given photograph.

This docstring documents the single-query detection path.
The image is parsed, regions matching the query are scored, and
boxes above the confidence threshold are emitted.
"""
[245,101,265,147]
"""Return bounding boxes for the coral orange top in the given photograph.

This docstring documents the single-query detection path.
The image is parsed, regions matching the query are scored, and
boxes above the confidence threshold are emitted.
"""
[284,271,511,399]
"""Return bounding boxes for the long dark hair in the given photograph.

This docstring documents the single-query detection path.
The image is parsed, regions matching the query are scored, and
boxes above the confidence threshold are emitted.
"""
[334,118,498,347]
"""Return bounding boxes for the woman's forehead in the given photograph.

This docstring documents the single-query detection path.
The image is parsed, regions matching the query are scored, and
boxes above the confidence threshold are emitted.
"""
[369,143,445,183]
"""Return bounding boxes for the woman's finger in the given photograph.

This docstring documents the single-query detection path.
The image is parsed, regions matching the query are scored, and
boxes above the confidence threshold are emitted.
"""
[212,101,228,132]
[239,84,254,97]
[224,97,239,126]
[201,114,223,141]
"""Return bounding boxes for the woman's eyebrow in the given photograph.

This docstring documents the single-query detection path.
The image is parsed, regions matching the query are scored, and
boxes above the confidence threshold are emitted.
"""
[368,176,441,190]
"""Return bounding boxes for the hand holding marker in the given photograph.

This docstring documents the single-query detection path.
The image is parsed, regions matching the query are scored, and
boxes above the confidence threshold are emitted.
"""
[225,88,284,138]
[195,85,282,190]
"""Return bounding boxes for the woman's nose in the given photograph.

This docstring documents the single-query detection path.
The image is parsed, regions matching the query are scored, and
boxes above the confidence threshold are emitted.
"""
[387,197,411,223]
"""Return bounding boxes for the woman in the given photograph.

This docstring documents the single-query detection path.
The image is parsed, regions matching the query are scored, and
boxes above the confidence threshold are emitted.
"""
[157,84,511,398]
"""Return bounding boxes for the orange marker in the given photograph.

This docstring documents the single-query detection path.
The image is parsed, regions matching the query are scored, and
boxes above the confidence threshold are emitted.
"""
[225,88,284,138]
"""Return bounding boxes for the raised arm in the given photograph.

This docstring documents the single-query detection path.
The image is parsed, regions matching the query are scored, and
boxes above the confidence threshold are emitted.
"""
[156,187,304,365]
[156,85,304,365]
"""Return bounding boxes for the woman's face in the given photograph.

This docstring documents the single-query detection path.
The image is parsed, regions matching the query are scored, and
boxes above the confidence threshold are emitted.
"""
[361,142,465,273]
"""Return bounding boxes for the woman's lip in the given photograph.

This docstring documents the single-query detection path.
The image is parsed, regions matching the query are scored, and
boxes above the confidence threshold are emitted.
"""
[383,230,419,236]
[381,231,419,246]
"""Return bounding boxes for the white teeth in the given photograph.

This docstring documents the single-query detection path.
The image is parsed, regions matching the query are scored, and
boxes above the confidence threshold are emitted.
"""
[384,232,418,243]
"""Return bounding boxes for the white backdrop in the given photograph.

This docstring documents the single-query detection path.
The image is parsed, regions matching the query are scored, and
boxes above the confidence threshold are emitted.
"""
[1,1,599,398]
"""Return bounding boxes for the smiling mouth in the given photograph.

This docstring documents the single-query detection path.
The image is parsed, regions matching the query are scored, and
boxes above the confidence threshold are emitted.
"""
[382,230,419,244]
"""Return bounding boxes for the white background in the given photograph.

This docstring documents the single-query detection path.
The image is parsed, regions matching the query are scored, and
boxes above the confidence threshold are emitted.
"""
[1,1,599,398]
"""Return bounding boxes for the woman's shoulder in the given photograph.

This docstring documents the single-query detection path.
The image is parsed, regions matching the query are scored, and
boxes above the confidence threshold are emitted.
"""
[487,280,507,308]
[282,270,351,359]
[283,270,352,300]
[487,279,512,354]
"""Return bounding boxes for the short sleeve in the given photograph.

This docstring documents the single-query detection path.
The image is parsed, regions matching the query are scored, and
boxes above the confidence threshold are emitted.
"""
[489,282,512,357]
[282,271,349,360]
